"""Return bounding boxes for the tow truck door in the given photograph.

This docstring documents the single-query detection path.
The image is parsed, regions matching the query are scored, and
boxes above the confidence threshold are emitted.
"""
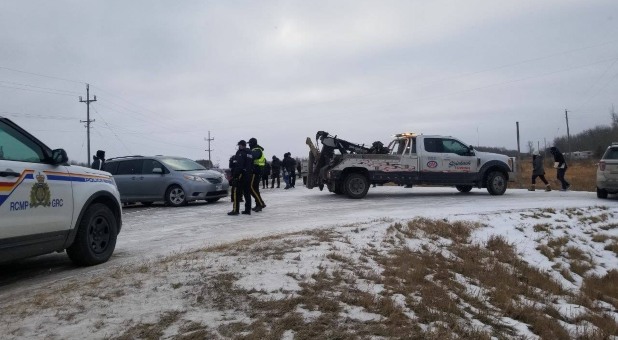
[420,137,477,183]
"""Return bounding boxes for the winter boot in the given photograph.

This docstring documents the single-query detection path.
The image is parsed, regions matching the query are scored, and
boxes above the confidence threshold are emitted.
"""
[528,185,535,191]
[545,184,551,192]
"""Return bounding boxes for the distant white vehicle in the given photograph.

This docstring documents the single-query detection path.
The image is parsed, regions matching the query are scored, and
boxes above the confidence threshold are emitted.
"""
[596,142,618,199]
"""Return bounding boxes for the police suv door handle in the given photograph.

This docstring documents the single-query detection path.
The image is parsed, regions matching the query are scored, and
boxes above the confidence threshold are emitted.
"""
[0,170,21,177]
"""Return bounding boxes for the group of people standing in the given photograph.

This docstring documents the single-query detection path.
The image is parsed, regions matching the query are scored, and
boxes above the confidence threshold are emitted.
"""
[528,146,571,192]
[261,153,300,189]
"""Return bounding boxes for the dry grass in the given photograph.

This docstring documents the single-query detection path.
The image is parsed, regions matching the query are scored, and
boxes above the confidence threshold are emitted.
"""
[512,159,597,191]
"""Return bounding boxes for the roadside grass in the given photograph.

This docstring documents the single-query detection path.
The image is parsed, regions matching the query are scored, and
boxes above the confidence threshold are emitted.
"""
[2,213,618,339]
[513,159,597,191]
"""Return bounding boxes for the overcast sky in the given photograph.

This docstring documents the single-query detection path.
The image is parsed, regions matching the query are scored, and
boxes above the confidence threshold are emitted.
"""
[1,1,617,166]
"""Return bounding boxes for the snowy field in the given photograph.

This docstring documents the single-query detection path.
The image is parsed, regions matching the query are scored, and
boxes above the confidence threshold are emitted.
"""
[1,186,617,339]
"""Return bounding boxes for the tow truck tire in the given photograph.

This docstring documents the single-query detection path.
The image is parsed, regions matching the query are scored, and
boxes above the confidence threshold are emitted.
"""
[486,171,507,196]
[165,185,187,207]
[344,173,369,199]
[67,203,118,266]
[456,185,473,193]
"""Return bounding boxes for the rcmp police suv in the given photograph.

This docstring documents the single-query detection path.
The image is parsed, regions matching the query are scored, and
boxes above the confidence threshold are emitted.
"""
[0,117,122,265]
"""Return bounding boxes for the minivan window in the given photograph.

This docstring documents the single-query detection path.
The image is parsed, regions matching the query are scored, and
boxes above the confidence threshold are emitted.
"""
[116,159,143,175]
[142,159,166,174]
[159,157,206,171]
[102,161,119,175]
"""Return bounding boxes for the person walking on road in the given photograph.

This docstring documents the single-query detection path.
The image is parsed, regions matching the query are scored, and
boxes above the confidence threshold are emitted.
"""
[248,138,267,211]
[282,152,296,189]
[549,146,570,191]
[91,150,106,170]
[261,161,271,189]
[228,140,252,215]
[271,156,281,188]
[528,151,551,192]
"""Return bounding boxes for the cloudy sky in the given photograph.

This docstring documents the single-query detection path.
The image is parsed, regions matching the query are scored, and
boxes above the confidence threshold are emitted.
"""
[1,1,617,166]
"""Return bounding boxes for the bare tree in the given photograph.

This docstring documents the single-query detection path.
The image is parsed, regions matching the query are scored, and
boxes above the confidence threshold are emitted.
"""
[527,141,535,155]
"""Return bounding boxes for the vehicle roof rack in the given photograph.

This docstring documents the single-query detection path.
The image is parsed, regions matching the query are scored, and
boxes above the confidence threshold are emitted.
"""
[106,155,144,161]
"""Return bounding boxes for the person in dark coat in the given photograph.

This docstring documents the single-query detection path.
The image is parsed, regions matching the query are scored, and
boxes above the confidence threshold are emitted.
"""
[248,137,266,211]
[528,151,551,191]
[549,146,570,191]
[282,152,296,189]
[296,161,302,179]
[261,161,271,189]
[228,140,252,215]
[91,150,106,170]
[271,155,281,188]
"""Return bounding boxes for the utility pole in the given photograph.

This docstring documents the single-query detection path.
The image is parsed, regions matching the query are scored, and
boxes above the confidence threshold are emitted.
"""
[204,131,214,167]
[79,83,97,164]
[516,121,521,174]
[565,109,571,161]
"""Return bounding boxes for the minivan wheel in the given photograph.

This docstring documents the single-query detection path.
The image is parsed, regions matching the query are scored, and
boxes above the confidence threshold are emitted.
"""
[166,185,187,207]
[597,187,609,199]
[67,203,118,266]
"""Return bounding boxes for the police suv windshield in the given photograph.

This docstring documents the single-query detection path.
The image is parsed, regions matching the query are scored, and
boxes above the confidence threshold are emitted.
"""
[159,157,206,171]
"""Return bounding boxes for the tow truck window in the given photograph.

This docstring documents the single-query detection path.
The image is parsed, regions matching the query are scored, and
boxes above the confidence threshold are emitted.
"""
[0,120,45,163]
[442,139,469,155]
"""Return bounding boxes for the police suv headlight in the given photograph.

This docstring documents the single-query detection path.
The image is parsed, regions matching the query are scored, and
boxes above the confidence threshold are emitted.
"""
[184,175,207,182]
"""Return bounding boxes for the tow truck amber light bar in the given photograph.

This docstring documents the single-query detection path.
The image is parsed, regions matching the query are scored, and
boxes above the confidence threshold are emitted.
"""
[393,132,416,138]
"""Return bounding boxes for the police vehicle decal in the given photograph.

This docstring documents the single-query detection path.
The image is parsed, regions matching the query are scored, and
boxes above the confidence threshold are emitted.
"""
[0,169,113,207]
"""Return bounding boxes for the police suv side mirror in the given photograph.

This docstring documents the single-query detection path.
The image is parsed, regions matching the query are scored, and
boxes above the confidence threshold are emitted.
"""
[50,148,68,165]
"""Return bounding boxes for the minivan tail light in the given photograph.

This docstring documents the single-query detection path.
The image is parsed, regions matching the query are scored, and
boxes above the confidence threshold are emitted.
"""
[599,161,606,171]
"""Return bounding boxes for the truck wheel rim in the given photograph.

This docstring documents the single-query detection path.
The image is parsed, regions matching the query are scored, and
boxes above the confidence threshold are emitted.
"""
[88,215,111,254]
[349,178,365,194]
[492,176,505,191]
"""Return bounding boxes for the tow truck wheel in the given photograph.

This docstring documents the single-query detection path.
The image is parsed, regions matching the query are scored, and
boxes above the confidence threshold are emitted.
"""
[344,173,369,199]
[597,188,608,199]
[486,171,507,195]
[67,203,118,266]
[456,185,473,193]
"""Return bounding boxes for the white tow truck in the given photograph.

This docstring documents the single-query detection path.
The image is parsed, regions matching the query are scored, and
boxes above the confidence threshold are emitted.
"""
[306,131,516,199]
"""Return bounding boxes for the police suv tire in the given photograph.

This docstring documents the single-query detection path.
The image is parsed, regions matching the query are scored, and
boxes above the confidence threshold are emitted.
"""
[456,185,473,193]
[67,203,118,266]
[165,185,187,207]
[597,188,608,199]
[344,173,369,199]
[486,171,507,195]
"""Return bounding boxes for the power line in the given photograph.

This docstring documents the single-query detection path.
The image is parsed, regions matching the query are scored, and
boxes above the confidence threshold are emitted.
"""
[0,80,82,95]
[0,84,78,97]
[0,65,84,84]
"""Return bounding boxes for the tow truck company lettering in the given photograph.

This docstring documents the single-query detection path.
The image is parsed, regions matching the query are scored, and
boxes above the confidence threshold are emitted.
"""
[448,160,472,170]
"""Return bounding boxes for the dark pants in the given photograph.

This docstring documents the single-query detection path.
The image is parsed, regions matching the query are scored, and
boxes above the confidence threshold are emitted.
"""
[271,172,280,188]
[557,168,569,190]
[250,173,266,208]
[531,174,549,185]
[231,175,251,213]
[290,170,296,187]
[262,176,269,188]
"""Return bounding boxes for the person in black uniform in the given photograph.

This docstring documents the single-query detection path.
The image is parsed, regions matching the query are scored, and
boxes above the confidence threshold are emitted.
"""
[261,161,271,189]
[282,152,296,189]
[271,155,281,188]
[228,140,253,215]
[248,137,266,212]
[91,150,106,170]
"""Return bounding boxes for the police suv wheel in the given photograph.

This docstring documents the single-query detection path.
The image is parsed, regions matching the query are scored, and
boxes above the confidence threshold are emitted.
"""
[486,171,507,195]
[166,185,187,207]
[67,203,118,266]
[344,173,369,199]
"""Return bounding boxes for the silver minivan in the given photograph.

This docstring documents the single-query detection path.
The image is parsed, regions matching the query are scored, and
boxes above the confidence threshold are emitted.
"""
[103,155,229,206]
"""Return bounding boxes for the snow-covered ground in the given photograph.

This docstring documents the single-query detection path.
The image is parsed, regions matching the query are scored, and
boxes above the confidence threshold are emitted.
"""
[1,186,617,339]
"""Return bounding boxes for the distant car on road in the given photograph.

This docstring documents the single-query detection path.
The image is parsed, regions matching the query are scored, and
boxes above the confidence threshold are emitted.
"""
[103,155,229,206]
[0,117,122,265]
[596,142,618,199]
